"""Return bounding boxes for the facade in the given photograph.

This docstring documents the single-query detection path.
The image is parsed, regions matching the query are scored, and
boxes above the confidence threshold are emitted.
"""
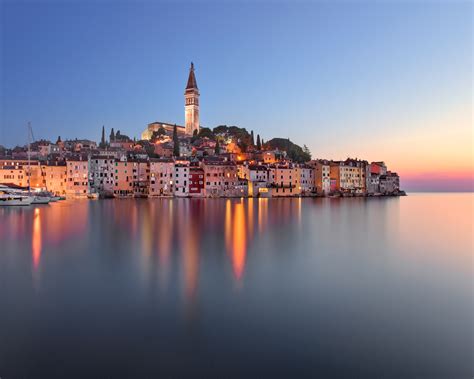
[268,164,301,197]
[297,165,314,194]
[203,160,239,197]
[89,155,115,195]
[41,162,67,195]
[329,160,365,193]
[239,164,269,197]
[66,158,89,197]
[174,163,190,197]
[184,62,200,136]
[113,160,133,196]
[189,167,205,197]
[141,122,186,141]
[312,160,331,194]
[379,172,400,194]
[149,158,175,196]
[130,160,149,197]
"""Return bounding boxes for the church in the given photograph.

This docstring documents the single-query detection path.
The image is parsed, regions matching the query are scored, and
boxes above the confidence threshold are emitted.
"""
[141,62,200,140]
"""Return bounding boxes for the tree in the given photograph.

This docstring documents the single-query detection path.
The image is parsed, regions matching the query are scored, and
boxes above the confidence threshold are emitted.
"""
[214,138,220,155]
[198,127,214,139]
[303,145,312,161]
[250,130,255,146]
[151,127,167,142]
[256,134,261,151]
[100,125,106,147]
[173,124,180,157]
[110,128,115,143]
[191,129,199,143]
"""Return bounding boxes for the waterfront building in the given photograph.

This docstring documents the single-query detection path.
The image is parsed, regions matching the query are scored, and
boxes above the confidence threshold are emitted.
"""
[66,157,89,197]
[41,162,67,195]
[89,155,116,195]
[149,158,175,196]
[371,161,388,175]
[368,173,380,194]
[189,166,205,197]
[130,160,150,197]
[239,164,269,197]
[113,159,134,197]
[0,159,29,187]
[311,160,331,194]
[379,172,400,194]
[202,159,239,197]
[297,165,314,195]
[174,162,190,197]
[268,164,300,197]
[329,160,365,193]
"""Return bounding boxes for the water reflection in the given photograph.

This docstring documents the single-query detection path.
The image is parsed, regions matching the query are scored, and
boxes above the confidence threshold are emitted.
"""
[0,195,473,377]
[32,208,42,270]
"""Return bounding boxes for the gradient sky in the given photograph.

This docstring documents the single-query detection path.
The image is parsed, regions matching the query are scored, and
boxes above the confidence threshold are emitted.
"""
[1,0,472,191]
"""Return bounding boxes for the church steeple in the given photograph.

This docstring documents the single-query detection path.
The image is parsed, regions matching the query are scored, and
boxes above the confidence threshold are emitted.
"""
[184,62,200,136]
[186,62,198,90]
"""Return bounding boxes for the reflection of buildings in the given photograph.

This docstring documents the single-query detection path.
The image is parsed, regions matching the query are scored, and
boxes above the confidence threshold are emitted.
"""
[225,200,248,282]
[32,208,42,270]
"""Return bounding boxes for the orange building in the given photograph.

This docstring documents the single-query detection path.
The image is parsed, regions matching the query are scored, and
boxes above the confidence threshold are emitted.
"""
[66,158,89,197]
[41,162,67,195]
[113,160,134,196]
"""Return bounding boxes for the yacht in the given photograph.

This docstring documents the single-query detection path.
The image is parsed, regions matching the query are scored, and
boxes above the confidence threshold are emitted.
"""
[0,185,34,206]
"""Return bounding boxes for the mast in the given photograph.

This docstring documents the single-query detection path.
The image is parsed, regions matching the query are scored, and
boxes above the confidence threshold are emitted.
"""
[27,122,31,193]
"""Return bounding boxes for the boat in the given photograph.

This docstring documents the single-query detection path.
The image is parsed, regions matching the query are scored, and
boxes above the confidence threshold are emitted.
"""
[87,193,99,200]
[0,185,34,206]
[32,195,51,204]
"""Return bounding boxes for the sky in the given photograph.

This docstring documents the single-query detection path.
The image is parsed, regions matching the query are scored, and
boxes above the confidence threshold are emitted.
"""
[1,0,472,191]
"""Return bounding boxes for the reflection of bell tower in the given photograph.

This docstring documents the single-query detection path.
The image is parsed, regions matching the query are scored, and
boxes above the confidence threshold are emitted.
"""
[185,62,200,136]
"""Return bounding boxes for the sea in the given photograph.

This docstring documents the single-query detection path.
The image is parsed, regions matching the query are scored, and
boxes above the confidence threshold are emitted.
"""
[0,193,472,377]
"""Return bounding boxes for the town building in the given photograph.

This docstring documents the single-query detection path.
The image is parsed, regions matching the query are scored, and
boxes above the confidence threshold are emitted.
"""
[66,157,89,197]
[41,162,67,195]
[149,158,174,196]
[202,159,239,197]
[113,159,134,197]
[189,166,205,197]
[174,162,190,197]
[268,164,300,197]
[89,155,115,195]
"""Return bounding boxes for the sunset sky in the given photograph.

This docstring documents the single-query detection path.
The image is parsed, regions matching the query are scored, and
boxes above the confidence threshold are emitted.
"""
[1,1,472,191]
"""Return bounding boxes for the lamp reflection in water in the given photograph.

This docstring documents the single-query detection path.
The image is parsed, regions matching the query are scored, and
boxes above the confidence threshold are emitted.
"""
[32,207,42,271]
[225,200,247,284]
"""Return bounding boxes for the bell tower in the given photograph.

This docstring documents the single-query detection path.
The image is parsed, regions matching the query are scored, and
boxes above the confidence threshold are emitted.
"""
[184,62,200,136]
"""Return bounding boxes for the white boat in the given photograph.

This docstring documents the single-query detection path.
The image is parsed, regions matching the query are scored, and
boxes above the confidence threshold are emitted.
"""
[32,195,51,204]
[0,186,34,206]
[0,194,33,206]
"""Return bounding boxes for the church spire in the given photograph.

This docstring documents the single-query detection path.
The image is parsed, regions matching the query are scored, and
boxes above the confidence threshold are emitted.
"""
[186,62,198,90]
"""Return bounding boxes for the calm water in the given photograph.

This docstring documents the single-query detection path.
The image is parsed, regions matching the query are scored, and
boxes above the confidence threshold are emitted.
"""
[0,194,472,377]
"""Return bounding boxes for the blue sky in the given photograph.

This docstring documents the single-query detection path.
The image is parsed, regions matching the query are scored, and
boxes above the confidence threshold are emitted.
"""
[1,0,472,190]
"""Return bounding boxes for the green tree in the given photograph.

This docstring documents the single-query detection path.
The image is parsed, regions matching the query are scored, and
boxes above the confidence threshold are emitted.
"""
[173,124,180,157]
[303,144,312,161]
[214,138,220,155]
[256,134,261,151]
[198,127,215,139]
[250,130,255,146]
